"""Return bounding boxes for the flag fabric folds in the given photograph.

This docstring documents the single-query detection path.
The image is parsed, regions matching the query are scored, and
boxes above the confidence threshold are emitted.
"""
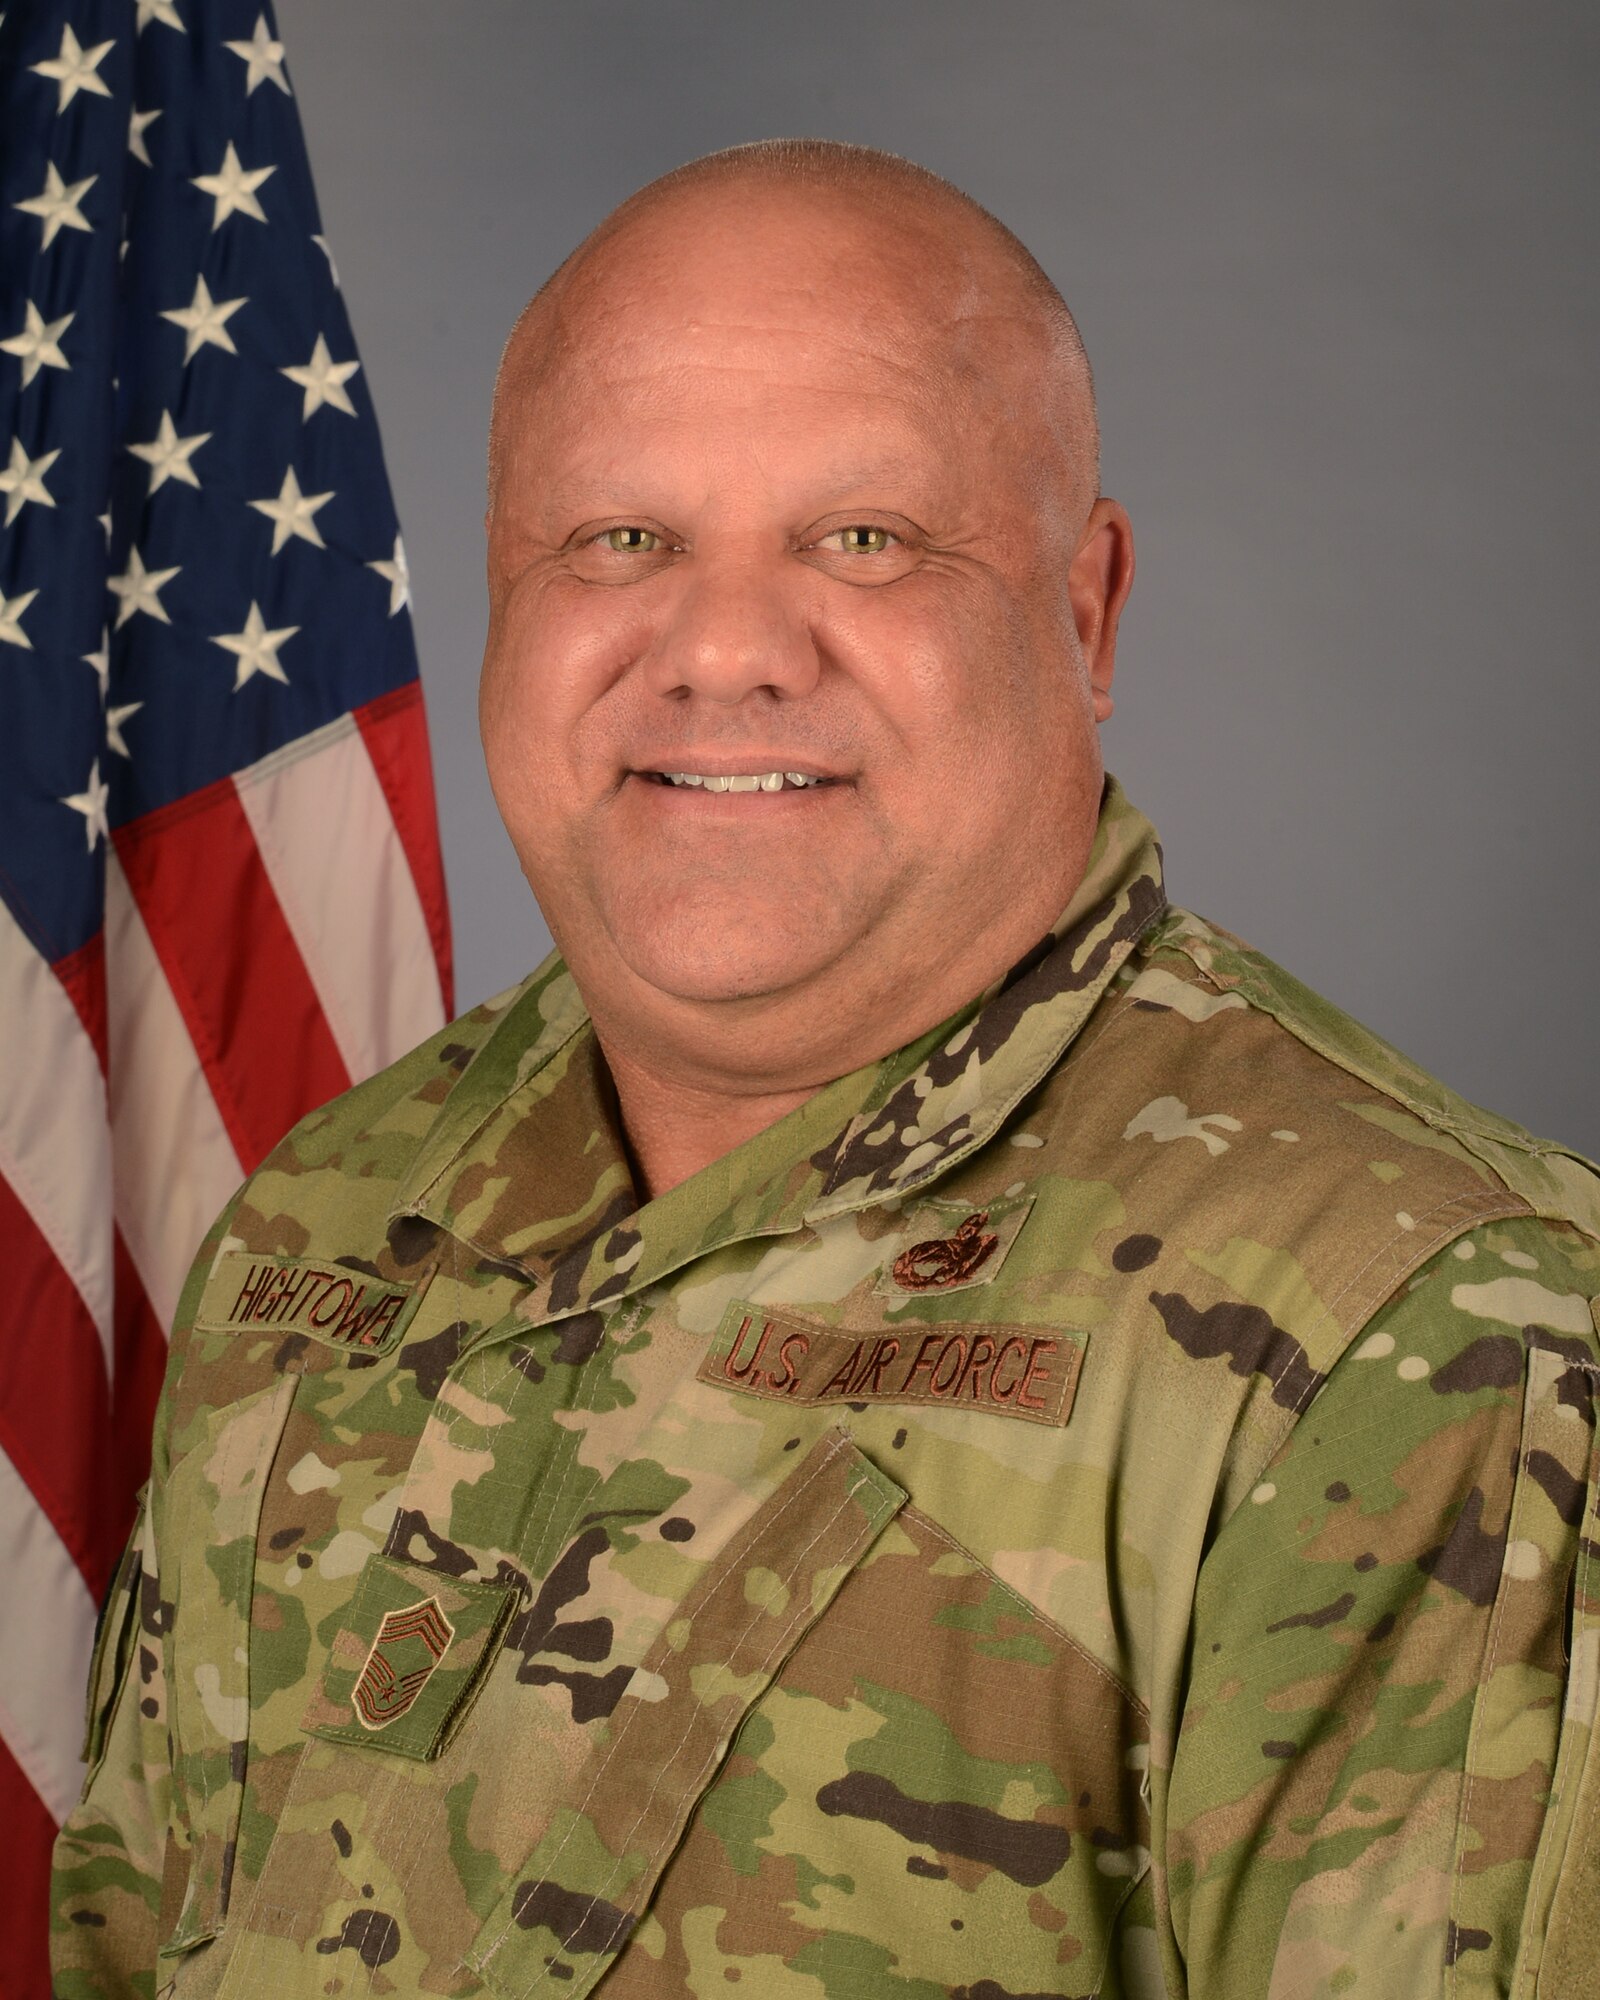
[0,2,453,1986]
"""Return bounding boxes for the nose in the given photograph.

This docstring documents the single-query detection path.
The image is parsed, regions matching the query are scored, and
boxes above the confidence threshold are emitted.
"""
[643,557,820,704]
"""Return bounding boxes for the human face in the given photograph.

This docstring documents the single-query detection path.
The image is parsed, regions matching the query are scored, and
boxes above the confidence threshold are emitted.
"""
[481,198,1126,1050]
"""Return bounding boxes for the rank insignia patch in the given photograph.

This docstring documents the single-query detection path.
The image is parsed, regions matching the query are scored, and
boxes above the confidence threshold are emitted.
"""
[303,1557,517,1762]
[352,1596,456,1730]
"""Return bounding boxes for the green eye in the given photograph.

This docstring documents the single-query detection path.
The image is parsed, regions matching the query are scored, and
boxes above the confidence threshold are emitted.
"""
[837,526,890,555]
[605,526,659,553]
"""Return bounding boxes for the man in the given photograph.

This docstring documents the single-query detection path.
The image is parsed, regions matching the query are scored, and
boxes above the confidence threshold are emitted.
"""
[53,141,1600,1999]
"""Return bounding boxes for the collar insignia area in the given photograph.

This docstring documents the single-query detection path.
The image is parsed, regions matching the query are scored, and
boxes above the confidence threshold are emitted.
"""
[195,1252,422,1357]
[352,1595,456,1730]
[876,1194,1034,1300]
[700,1300,1083,1428]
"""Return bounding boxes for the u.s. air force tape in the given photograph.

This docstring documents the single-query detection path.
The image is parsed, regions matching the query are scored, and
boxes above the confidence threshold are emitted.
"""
[698,1301,1083,1426]
[195,1253,421,1357]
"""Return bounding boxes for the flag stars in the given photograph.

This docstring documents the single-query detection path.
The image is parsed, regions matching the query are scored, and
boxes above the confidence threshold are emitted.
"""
[192,142,275,231]
[135,0,185,32]
[250,466,333,553]
[30,24,115,113]
[129,411,210,493]
[213,602,297,689]
[84,627,110,695]
[368,534,411,616]
[0,438,61,525]
[106,702,142,759]
[16,163,97,249]
[282,335,359,420]
[2,302,73,387]
[224,14,289,95]
[0,586,39,650]
[62,760,110,851]
[161,276,245,363]
[107,547,179,627]
[128,107,161,166]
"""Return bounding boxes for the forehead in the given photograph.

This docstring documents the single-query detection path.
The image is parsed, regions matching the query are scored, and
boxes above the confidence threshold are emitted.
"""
[505,194,1048,477]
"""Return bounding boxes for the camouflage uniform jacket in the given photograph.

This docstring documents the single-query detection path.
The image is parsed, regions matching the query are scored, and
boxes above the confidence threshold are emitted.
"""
[54,780,1600,2000]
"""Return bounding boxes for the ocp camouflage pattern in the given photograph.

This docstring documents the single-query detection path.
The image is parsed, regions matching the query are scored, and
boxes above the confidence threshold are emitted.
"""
[52,780,1600,1998]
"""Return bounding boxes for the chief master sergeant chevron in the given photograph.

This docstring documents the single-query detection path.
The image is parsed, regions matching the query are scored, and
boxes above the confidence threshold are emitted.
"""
[52,140,1600,2000]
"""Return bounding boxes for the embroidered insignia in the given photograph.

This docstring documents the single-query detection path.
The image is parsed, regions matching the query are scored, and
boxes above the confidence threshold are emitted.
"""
[195,1252,421,1356]
[892,1211,1001,1291]
[700,1302,1084,1428]
[352,1595,456,1730]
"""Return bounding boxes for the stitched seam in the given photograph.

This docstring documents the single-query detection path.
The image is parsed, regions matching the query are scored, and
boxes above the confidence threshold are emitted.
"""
[903,1506,1150,1721]
[1266,1191,1528,1419]
[1511,1366,1600,1990]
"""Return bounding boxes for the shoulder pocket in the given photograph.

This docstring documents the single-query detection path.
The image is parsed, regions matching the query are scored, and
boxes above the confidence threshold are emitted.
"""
[159,1371,300,1958]
[1450,1335,1600,1998]
[79,1488,149,1785]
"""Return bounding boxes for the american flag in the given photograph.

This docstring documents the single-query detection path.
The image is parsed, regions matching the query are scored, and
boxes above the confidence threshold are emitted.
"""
[0,2,453,1985]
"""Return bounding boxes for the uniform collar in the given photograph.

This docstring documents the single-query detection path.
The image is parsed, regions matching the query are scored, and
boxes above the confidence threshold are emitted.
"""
[393,776,1167,1320]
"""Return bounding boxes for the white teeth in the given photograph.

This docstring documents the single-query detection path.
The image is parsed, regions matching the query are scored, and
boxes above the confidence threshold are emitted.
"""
[659,770,827,790]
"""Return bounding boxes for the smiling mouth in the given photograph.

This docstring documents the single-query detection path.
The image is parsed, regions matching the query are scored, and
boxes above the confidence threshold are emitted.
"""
[639,770,837,793]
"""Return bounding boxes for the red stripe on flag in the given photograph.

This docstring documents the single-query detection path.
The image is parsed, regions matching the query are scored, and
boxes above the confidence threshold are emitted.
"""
[0,1730,57,2000]
[113,781,352,1174]
[0,1174,112,1593]
[356,682,455,1017]
[53,934,108,1077]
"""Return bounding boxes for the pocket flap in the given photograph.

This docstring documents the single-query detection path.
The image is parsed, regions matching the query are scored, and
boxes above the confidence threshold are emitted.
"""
[301,1555,517,1761]
[466,1427,905,2000]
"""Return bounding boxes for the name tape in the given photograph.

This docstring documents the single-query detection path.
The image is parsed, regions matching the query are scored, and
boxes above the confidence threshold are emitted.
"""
[699,1301,1082,1427]
[196,1253,419,1357]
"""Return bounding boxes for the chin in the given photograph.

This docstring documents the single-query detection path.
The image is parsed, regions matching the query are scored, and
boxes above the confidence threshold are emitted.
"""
[599,885,856,1007]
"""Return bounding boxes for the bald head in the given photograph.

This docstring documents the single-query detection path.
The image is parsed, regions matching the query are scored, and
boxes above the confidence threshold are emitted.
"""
[487,139,1100,529]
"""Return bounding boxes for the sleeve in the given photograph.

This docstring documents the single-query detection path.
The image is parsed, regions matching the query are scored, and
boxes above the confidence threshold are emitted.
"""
[49,1488,170,2000]
[49,1192,244,2000]
[1163,1210,1600,2000]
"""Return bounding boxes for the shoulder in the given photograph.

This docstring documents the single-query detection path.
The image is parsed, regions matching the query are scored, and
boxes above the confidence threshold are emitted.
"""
[1024,902,1600,1408]
[1140,906,1600,1237]
[156,959,578,1429]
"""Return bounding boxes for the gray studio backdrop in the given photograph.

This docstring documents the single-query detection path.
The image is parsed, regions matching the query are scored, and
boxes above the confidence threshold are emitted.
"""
[276,1,1598,1158]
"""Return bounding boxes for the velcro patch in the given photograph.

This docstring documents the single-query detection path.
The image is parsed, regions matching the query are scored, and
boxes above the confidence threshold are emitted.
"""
[196,1253,420,1357]
[700,1301,1082,1427]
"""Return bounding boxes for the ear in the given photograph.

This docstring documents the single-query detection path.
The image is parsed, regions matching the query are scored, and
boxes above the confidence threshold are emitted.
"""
[1067,498,1135,722]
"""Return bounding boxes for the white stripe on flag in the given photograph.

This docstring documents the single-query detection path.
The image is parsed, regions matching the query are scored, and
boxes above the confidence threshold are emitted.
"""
[234,713,446,1077]
[0,898,113,1367]
[106,851,244,1337]
[0,1441,95,1825]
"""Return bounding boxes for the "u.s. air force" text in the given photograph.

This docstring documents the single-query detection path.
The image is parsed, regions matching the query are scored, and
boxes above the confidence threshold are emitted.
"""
[698,1302,1083,1427]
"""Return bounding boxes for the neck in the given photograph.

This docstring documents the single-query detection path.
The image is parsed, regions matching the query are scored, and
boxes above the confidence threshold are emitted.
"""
[598,1038,821,1198]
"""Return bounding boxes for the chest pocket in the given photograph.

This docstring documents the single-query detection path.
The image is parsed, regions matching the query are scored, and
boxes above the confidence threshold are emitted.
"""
[466,1429,906,2000]
[469,1443,1149,2000]
[160,1372,300,1957]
